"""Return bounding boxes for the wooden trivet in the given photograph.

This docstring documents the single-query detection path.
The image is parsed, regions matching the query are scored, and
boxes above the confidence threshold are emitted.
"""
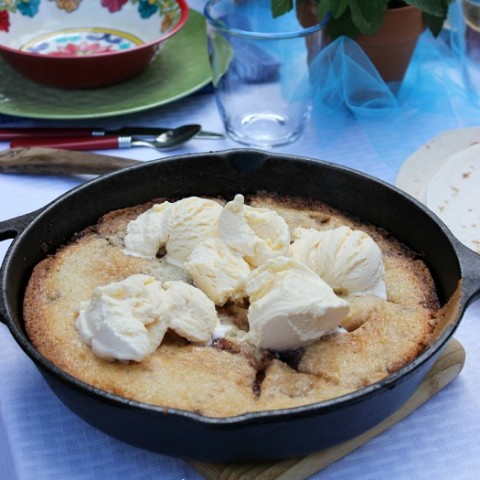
[190,338,465,480]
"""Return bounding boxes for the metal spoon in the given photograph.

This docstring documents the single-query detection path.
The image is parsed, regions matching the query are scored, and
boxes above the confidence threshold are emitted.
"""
[10,124,203,151]
[125,124,202,150]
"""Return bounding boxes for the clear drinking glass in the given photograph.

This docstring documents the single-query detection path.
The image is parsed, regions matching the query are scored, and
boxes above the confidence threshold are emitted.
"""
[204,0,329,148]
[462,0,480,60]
[450,0,480,99]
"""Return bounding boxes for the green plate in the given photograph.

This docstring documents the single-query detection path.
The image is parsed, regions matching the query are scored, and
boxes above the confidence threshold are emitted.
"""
[0,10,211,120]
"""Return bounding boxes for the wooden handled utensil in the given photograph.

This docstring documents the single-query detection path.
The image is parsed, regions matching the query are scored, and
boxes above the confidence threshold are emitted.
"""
[0,147,141,175]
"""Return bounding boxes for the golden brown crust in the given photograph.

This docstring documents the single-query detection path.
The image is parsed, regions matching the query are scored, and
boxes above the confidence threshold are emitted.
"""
[24,193,441,417]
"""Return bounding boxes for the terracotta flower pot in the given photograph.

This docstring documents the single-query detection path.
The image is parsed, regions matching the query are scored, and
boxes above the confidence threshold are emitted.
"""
[355,6,426,82]
[296,3,426,83]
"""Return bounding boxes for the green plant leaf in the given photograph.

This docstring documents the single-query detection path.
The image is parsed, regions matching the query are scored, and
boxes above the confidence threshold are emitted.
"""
[269,0,454,37]
[423,11,445,37]
[326,8,361,39]
[406,0,448,17]
[271,0,294,18]
[406,0,453,36]
[331,0,349,19]
[349,0,388,35]
[316,0,333,20]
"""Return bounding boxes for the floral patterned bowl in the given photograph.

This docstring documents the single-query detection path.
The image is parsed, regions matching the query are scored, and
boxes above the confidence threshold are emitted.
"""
[0,0,188,88]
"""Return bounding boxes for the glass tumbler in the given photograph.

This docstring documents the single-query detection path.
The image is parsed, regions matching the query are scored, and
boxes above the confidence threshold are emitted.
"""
[204,0,329,147]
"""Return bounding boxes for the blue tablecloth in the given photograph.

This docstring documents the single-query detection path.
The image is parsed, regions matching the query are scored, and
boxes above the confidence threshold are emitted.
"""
[1,2,480,479]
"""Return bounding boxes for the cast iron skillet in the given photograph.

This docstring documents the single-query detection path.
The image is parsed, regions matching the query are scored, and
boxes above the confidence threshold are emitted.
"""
[0,149,479,462]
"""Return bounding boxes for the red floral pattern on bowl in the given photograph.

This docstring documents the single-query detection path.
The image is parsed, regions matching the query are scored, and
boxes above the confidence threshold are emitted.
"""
[0,0,189,88]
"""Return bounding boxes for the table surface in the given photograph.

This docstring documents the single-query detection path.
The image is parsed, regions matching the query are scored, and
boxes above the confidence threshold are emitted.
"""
[1,2,480,479]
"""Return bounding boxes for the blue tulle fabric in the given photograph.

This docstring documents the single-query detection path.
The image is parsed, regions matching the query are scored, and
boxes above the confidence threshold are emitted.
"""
[311,3,480,172]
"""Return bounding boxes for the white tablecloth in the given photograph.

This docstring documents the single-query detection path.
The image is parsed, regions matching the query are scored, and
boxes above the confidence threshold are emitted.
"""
[1,3,480,479]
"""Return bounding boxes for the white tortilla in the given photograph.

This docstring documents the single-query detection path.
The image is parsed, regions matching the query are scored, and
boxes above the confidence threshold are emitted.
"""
[426,143,480,253]
[396,127,480,203]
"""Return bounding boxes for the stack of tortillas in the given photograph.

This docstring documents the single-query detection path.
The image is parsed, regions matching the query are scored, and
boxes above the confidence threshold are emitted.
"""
[396,127,480,254]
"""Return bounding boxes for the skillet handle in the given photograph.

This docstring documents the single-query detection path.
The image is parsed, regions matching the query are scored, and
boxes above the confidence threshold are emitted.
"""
[0,209,42,242]
[0,209,43,325]
[457,240,480,308]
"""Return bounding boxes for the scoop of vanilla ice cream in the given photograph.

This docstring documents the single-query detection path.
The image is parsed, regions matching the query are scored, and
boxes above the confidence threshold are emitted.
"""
[123,202,173,259]
[75,274,169,362]
[217,194,290,267]
[290,226,387,298]
[246,256,349,351]
[185,238,251,306]
[161,281,220,343]
[166,197,223,267]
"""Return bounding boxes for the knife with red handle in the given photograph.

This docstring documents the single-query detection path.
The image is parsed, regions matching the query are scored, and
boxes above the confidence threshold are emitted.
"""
[11,136,131,151]
[0,126,224,140]
[0,128,95,139]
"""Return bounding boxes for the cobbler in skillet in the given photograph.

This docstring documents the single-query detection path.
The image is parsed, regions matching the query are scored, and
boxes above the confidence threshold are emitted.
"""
[24,193,440,417]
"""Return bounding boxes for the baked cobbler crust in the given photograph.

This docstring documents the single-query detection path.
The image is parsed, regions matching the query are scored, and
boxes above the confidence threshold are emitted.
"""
[24,193,439,417]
